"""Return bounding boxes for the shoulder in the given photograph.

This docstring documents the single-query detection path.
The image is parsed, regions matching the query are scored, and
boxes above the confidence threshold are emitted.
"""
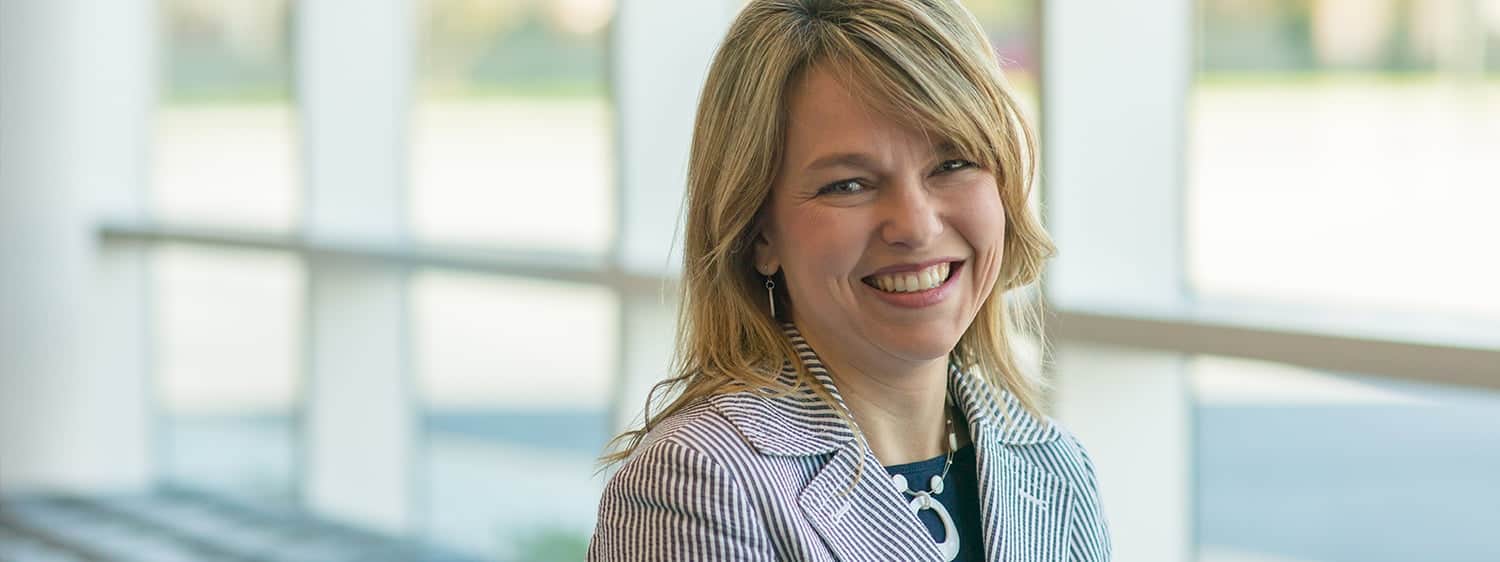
[600,387,827,507]
[603,391,788,499]
[622,394,762,468]
[602,404,750,507]
[972,380,1101,490]
[1000,412,1104,492]
[590,397,781,561]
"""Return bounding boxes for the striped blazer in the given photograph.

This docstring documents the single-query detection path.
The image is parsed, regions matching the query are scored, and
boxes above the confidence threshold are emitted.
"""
[589,325,1111,561]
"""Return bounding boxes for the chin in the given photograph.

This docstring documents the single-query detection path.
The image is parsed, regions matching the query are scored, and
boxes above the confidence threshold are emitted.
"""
[867,322,961,362]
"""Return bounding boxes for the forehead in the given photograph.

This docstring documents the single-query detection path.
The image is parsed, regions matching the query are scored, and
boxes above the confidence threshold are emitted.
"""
[781,66,945,168]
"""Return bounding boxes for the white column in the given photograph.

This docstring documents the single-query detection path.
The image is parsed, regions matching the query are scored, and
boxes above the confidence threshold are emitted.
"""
[1043,1,1195,561]
[1043,0,1191,311]
[298,0,416,535]
[612,0,742,275]
[0,0,154,493]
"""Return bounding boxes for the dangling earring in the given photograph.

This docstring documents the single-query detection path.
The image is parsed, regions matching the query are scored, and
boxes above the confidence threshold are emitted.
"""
[764,277,776,318]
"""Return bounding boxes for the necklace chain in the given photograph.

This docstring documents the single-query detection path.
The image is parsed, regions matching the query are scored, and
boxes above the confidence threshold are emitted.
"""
[889,399,963,561]
[897,401,957,498]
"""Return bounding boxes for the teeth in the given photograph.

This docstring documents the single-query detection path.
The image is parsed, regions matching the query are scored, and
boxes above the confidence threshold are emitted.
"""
[868,262,952,293]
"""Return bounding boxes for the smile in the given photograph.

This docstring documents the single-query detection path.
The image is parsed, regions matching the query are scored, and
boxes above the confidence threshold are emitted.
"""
[864,261,953,293]
[860,260,964,309]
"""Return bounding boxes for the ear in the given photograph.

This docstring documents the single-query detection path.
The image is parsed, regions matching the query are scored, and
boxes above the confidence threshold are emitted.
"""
[752,229,780,277]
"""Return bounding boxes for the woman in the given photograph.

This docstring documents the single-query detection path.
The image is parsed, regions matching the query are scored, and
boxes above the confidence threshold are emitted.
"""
[591,1,1109,560]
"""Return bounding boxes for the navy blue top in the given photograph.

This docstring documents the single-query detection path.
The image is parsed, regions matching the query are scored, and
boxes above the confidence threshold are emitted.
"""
[883,443,984,561]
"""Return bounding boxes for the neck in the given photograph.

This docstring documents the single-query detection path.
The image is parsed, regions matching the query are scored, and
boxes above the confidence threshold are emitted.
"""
[795,320,970,466]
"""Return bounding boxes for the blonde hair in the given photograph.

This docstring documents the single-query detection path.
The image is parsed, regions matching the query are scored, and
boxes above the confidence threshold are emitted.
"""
[600,0,1056,469]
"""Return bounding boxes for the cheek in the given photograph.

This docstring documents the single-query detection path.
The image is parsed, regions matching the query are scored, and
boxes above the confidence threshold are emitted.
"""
[968,195,1006,246]
[778,209,866,286]
[952,183,1007,283]
[951,177,1005,238]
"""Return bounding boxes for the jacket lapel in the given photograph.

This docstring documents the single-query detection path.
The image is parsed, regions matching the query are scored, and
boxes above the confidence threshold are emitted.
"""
[950,363,1073,561]
[717,324,934,561]
[721,323,1073,561]
[798,442,945,562]
[970,425,1074,561]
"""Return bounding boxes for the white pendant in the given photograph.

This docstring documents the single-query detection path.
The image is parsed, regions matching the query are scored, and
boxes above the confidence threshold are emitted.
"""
[890,475,960,561]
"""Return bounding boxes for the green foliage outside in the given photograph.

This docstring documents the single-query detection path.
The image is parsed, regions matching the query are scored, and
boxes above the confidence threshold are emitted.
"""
[509,525,590,562]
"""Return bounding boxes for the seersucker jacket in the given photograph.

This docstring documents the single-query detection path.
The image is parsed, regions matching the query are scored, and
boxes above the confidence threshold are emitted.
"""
[589,324,1111,561]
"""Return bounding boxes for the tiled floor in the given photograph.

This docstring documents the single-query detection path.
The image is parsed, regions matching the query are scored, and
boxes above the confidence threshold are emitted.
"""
[0,488,479,562]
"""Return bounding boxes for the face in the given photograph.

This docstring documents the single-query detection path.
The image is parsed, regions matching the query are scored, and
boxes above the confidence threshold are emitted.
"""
[754,66,1007,375]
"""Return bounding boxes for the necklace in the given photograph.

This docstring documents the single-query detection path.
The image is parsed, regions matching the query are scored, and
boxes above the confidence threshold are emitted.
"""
[888,402,960,561]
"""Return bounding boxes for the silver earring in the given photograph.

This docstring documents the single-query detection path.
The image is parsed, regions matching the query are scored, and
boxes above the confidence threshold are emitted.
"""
[765,277,776,318]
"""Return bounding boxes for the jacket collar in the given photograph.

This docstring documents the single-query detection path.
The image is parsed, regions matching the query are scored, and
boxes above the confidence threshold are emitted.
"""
[714,322,1060,458]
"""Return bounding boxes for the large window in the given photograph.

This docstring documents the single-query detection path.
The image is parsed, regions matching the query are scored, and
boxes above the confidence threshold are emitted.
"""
[414,271,618,559]
[154,0,299,231]
[1043,1,1500,560]
[152,0,303,508]
[1188,0,1500,319]
[411,0,617,559]
[411,0,615,253]
[154,245,303,506]
[92,1,1495,561]
[1186,1,1500,560]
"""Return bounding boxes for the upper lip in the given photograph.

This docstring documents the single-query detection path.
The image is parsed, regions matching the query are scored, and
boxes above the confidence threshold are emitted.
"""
[863,258,963,277]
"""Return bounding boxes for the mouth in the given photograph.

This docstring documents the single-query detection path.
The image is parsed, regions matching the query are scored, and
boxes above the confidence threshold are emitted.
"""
[861,260,963,294]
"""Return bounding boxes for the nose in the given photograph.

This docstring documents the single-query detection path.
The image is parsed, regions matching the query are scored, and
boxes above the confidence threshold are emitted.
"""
[878,179,943,249]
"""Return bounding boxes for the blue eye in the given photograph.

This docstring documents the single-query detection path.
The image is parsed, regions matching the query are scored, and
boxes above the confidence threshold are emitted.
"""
[937,159,976,173]
[817,179,866,195]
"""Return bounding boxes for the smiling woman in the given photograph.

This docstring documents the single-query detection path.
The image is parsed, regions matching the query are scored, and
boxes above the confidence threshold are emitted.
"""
[591,1,1109,561]
[754,66,1005,378]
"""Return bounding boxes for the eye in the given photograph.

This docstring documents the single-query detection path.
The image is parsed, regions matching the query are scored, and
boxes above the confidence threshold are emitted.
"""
[935,159,976,174]
[816,179,866,196]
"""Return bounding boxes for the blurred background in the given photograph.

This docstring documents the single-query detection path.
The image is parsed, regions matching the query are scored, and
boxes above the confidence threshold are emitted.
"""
[1,0,1497,561]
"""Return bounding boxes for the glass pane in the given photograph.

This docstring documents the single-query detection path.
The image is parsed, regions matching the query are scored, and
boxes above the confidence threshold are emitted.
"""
[155,0,300,231]
[1194,356,1500,561]
[153,244,304,507]
[411,270,618,560]
[968,0,1041,118]
[1189,0,1500,318]
[412,0,616,253]
[613,295,680,432]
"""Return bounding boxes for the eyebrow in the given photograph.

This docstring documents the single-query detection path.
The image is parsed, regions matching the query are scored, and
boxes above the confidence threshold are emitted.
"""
[803,152,879,172]
[800,141,960,173]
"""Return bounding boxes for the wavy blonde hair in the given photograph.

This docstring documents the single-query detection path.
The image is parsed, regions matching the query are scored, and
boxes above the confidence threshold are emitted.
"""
[600,0,1056,468]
